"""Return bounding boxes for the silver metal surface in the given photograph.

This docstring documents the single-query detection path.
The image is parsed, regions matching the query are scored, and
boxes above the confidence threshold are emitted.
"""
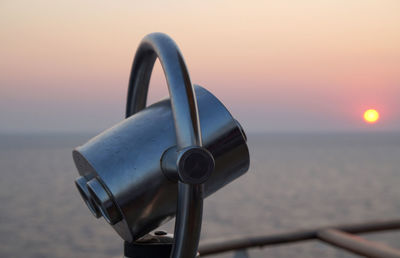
[73,33,250,258]
[73,86,249,244]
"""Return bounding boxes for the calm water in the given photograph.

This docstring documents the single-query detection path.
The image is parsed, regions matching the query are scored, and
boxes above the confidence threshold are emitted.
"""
[0,133,399,257]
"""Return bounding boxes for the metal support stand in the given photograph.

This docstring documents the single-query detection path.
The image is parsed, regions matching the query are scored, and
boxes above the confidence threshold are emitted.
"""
[124,232,200,258]
[124,232,174,258]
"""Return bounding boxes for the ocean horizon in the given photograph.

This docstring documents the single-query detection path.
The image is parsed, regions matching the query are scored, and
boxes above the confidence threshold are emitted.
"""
[1,132,399,257]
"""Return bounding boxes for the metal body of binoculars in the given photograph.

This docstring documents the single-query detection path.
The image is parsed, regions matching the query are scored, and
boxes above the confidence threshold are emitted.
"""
[73,33,250,258]
[74,86,249,242]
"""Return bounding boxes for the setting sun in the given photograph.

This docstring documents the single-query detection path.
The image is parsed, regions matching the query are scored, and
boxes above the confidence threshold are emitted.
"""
[363,109,379,124]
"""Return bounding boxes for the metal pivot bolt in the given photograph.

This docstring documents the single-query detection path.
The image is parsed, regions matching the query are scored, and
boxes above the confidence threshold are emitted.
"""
[161,146,215,184]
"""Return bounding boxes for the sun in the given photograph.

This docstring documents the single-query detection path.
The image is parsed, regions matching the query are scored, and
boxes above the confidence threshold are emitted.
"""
[363,109,379,124]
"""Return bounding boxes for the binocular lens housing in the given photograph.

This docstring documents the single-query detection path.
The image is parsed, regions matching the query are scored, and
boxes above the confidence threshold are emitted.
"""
[73,86,249,242]
[75,176,101,218]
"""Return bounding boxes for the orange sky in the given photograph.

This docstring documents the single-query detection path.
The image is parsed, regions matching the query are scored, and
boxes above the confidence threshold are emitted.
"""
[0,0,399,132]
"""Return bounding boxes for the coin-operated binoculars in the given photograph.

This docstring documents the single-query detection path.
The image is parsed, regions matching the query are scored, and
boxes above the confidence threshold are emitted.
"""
[73,33,250,258]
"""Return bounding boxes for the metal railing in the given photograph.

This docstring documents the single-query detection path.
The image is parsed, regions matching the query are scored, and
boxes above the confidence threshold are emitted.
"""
[199,219,400,257]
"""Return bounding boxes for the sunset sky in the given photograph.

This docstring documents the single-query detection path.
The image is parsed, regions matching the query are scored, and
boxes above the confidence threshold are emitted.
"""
[1,0,399,133]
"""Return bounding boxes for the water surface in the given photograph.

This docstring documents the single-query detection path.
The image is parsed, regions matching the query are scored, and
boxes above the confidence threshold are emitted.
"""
[0,133,399,257]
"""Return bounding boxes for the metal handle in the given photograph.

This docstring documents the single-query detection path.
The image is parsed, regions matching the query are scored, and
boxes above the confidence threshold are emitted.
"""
[126,33,208,258]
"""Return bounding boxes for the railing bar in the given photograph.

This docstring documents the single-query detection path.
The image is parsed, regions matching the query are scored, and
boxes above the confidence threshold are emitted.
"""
[317,229,400,258]
[199,219,400,256]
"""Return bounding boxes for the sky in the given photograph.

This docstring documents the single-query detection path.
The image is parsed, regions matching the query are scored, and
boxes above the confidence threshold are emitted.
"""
[0,0,399,133]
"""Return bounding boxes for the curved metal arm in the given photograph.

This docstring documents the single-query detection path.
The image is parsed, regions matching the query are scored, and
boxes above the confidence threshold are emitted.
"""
[126,33,204,258]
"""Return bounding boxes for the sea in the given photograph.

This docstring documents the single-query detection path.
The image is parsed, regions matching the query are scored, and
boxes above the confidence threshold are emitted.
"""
[0,132,399,258]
